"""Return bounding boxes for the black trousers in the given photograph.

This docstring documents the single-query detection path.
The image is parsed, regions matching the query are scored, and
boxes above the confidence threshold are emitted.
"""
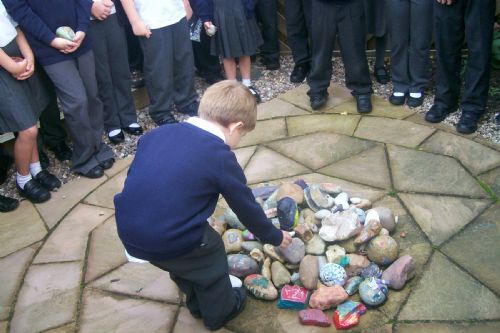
[256,0,280,63]
[284,0,312,66]
[308,0,372,97]
[433,0,496,115]
[151,224,236,329]
[124,24,144,72]
[192,28,222,78]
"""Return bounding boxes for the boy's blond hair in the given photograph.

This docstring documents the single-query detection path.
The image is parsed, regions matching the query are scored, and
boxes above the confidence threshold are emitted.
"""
[199,80,257,131]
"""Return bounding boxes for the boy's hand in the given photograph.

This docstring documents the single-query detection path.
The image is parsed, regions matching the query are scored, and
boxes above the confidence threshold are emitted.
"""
[279,231,292,248]
[50,37,77,53]
[132,20,152,38]
[92,0,113,20]
[65,31,86,53]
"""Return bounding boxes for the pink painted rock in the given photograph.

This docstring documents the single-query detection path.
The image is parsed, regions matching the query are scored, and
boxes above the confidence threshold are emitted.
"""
[309,285,349,310]
[381,255,415,289]
[345,254,370,277]
[298,309,331,327]
[354,218,382,245]
[299,255,319,290]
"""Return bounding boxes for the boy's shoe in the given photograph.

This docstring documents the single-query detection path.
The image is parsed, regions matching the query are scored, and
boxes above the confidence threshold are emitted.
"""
[0,194,19,212]
[48,142,72,161]
[389,93,406,106]
[407,94,425,108]
[456,111,480,134]
[425,104,456,123]
[248,86,262,103]
[355,94,373,114]
[99,158,115,170]
[155,114,179,127]
[123,123,144,136]
[17,179,51,204]
[290,63,309,83]
[374,66,389,84]
[34,169,61,191]
[78,165,104,179]
[179,101,199,117]
[206,288,247,331]
[310,94,327,110]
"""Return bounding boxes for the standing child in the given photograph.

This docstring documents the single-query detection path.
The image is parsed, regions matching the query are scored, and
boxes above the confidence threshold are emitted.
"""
[0,2,61,203]
[192,0,263,102]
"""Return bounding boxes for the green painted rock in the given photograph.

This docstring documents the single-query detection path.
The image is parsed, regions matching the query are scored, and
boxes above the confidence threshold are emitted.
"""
[56,26,75,41]
[244,274,278,300]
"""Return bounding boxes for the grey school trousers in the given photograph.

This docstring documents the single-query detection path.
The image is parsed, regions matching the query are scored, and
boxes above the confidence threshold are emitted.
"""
[139,18,197,124]
[284,0,312,67]
[90,14,137,133]
[44,51,114,174]
[385,0,433,94]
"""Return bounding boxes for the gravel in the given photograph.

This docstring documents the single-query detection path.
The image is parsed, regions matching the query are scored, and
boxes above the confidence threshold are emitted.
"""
[1,54,498,200]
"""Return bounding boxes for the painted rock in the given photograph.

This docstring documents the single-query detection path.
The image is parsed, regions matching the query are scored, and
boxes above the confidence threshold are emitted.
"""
[305,234,326,255]
[319,210,361,242]
[276,238,305,264]
[276,183,304,204]
[361,262,383,279]
[381,255,415,290]
[344,276,364,296]
[319,263,347,286]
[372,207,396,232]
[250,248,265,264]
[334,192,350,210]
[262,257,272,280]
[294,224,313,242]
[366,235,399,266]
[242,229,255,241]
[344,254,370,277]
[354,218,382,245]
[333,300,367,330]
[309,285,349,310]
[263,244,285,263]
[277,197,299,231]
[222,229,243,253]
[319,183,342,195]
[315,209,332,220]
[298,309,331,327]
[350,207,366,224]
[241,241,263,252]
[326,245,346,264]
[299,255,319,290]
[56,26,75,41]
[252,185,278,201]
[227,254,259,278]
[294,179,308,189]
[359,277,389,306]
[354,199,372,211]
[317,255,328,272]
[271,261,291,289]
[304,185,335,211]
[350,197,361,204]
[277,285,309,309]
[223,208,245,230]
[244,274,278,300]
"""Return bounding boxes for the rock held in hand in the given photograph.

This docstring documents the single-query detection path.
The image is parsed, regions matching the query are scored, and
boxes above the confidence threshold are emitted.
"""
[56,26,76,41]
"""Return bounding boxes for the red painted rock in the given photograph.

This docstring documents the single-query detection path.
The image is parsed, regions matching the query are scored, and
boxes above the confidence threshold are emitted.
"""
[298,309,331,327]
[278,284,309,309]
[381,255,415,289]
[309,285,349,310]
[333,300,367,330]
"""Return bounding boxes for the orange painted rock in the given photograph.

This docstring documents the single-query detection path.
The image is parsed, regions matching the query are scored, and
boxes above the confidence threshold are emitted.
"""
[309,285,349,310]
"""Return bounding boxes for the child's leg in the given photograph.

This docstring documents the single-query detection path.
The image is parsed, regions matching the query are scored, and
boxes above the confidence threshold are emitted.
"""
[222,58,237,80]
[14,126,38,177]
[375,35,387,69]
[239,56,252,86]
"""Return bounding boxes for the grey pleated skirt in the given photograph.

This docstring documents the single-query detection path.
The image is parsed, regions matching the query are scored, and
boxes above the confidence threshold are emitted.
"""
[364,0,386,37]
[211,0,263,58]
[0,39,48,133]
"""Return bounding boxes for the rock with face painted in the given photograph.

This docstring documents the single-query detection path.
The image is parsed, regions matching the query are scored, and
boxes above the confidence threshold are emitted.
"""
[244,274,278,300]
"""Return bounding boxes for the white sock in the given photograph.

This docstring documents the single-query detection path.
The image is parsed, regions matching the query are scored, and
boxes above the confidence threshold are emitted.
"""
[409,92,422,98]
[393,92,405,97]
[16,172,32,189]
[242,79,251,87]
[128,123,140,128]
[108,129,122,137]
[29,162,42,177]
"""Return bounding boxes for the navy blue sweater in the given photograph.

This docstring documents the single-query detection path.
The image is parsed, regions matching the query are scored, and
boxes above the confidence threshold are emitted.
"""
[114,123,283,261]
[3,0,93,66]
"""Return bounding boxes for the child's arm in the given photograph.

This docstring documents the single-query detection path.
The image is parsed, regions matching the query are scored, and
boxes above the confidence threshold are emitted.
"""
[119,0,151,38]
[183,0,193,21]
[0,48,27,77]
[91,0,114,21]
[14,28,34,80]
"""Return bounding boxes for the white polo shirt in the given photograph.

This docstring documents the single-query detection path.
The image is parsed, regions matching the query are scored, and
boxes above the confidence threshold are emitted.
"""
[134,0,186,30]
[0,2,18,47]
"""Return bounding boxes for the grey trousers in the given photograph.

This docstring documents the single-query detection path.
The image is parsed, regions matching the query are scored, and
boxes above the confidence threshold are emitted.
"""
[284,0,312,66]
[44,51,114,174]
[385,0,433,94]
[308,0,372,97]
[90,14,137,132]
[139,18,197,124]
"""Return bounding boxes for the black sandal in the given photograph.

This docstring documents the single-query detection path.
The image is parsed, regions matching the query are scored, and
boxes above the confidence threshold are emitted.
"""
[374,67,389,85]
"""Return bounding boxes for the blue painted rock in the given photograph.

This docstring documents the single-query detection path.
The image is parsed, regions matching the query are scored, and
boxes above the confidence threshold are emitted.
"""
[361,262,383,279]
[319,263,347,286]
[227,254,259,278]
[56,26,75,41]
[372,207,396,232]
[344,276,364,296]
[350,207,366,224]
[298,309,331,327]
[299,255,319,290]
[276,183,304,204]
[222,229,243,253]
[277,285,309,309]
[252,185,278,201]
[277,197,299,231]
[381,255,415,290]
[309,285,349,310]
[244,274,278,300]
[276,238,305,264]
[366,235,399,266]
[359,277,389,306]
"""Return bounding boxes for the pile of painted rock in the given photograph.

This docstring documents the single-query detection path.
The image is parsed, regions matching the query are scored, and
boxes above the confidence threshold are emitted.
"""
[212,180,416,330]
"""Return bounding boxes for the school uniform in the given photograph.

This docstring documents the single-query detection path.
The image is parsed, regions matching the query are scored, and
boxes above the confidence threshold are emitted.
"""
[256,0,280,65]
[4,0,114,175]
[132,0,197,124]
[89,2,138,133]
[363,0,386,37]
[284,0,312,67]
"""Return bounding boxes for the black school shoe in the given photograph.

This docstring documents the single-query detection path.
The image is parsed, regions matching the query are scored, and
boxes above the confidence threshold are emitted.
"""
[247,86,262,103]
[99,158,115,170]
[407,94,425,108]
[155,114,179,127]
[290,63,309,83]
[425,104,456,123]
[374,66,389,84]
[108,130,125,145]
[310,94,327,110]
[17,179,51,203]
[355,94,373,114]
[48,141,72,161]
[0,194,19,212]
[389,93,406,106]
[179,101,199,117]
[206,288,247,331]
[456,111,481,134]
[123,125,144,136]
[78,165,104,179]
[34,169,61,191]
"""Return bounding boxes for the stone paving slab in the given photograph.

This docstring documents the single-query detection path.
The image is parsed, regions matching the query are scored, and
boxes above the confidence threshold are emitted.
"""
[34,204,114,264]
[84,168,128,209]
[0,322,6,333]
[43,322,76,333]
[420,131,500,175]
[173,307,234,333]
[233,146,256,170]
[403,113,477,139]
[330,96,414,120]
[238,118,287,148]
[10,262,82,333]
[266,132,376,170]
[395,322,500,333]
[90,262,181,304]
[388,145,486,197]
[278,84,353,112]
[0,244,39,321]
[286,114,361,137]
[85,217,127,283]
[441,204,500,294]
[399,252,500,321]
[0,201,46,258]
[257,99,309,120]
[354,117,435,148]
[35,175,107,229]
[479,167,500,197]
[79,288,177,333]
[319,145,391,189]
[104,155,133,178]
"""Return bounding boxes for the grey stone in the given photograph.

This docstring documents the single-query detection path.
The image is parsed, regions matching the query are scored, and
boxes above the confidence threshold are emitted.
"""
[238,118,287,147]
[299,255,319,290]
[287,114,361,137]
[306,234,326,255]
[257,98,309,120]
[84,168,127,209]
[276,238,305,264]
[479,167,500,197]
[241,241,263,253]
